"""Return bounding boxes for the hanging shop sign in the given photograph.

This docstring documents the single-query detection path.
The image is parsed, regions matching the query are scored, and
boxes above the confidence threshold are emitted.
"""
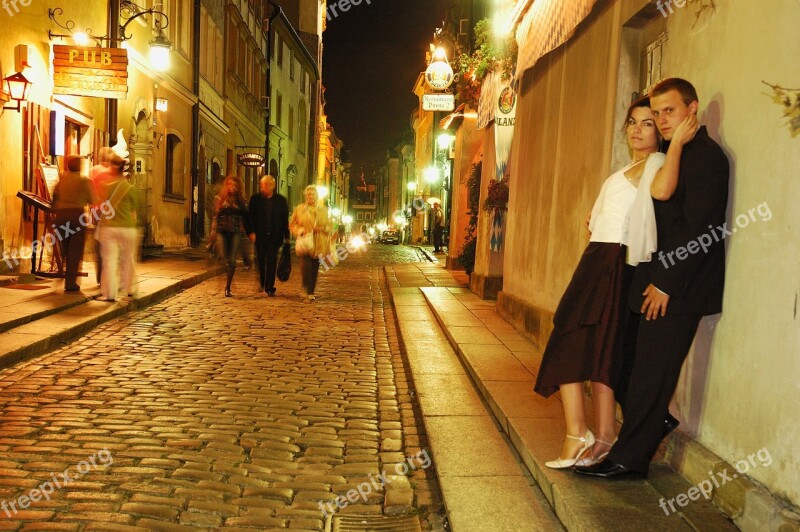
[422,93,455,112]
[238,153,265,167]
[52,45,128,99]
[425,60,454,91]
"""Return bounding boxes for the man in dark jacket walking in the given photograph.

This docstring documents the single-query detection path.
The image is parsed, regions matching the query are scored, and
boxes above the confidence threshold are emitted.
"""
[248,175,290,296]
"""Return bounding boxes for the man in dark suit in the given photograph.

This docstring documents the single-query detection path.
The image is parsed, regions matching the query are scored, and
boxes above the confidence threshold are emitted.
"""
[248,175,290,297]
[576,78,729,479]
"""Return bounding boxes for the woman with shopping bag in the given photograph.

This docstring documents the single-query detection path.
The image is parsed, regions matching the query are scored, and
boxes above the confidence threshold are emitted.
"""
[289,185,330,301]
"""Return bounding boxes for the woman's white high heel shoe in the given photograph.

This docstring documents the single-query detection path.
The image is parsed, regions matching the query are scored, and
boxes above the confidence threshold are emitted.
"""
[545,430,595,469]
[575,437,617,467]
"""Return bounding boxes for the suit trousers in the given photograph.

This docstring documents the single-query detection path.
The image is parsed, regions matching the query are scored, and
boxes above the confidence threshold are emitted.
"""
[55,210,86,290]
[607,312,702,473]
[256,241,280,291]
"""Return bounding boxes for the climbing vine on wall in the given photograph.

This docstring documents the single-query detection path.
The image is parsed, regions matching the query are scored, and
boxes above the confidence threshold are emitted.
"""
[763,81,800,138]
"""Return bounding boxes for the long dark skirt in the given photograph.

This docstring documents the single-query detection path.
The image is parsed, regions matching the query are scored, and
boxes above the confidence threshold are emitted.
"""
[534,242,634,398]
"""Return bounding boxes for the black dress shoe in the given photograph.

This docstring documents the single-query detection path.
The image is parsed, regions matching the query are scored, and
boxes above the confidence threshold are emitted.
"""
[266,288,276,297]
[574,460,646,480]
[663,413,680,437]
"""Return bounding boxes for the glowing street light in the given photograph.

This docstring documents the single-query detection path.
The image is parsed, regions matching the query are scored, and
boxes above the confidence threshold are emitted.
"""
[437,133,454,151]
[331,208,342,217]
[407,182,417,192]
[316,185,329,199]
[149,28,172,72]
[424,166,440,183]
[342,214,353,224]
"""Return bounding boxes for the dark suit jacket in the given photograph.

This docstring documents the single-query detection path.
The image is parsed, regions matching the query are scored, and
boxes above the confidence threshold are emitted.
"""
[248,192,290,248]
[629,127,729,316]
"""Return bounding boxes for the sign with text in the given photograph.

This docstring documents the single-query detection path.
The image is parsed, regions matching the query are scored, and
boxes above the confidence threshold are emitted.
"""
[53,45,128,99]
[422,93,455,112]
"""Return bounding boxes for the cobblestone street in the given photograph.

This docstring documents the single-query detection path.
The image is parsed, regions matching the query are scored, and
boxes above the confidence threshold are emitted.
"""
[0,245,443,531]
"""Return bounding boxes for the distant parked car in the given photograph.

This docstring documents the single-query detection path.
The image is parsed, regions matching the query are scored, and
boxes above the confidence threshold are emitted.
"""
[380,230,401,245]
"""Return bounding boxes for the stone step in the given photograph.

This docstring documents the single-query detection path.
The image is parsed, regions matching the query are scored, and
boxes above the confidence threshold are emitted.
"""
[387,280,564,532]
[415,285,739,531]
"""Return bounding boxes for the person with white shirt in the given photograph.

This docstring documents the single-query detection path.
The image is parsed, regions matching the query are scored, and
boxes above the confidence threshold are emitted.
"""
[533,97,665,469]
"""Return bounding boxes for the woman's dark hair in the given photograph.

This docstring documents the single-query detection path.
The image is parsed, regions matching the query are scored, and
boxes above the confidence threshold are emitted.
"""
[623,95,652,129]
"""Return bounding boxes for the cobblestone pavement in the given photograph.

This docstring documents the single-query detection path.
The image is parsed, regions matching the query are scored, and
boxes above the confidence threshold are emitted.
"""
[0,245,445,530]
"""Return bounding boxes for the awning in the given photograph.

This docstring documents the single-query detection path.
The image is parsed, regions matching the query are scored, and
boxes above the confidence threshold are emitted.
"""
[439,103,467,130]
[514,0,599,82]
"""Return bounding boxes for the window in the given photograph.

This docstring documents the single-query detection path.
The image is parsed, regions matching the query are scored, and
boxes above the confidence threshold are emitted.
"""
[276,35,284,67]
[642,32,668,95]
[275,92,283,128]
[239,37,247,79]
[289,106,294,140]
[301,71,307,94]
[227,19,237,75]
[298,101,307,154]
[165,134,185,197]
[290,50,295,80]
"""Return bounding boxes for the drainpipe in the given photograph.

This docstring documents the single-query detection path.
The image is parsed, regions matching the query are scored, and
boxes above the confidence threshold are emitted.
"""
[190,0,201,246]
[106,0,120,139]
[266,3,282,183]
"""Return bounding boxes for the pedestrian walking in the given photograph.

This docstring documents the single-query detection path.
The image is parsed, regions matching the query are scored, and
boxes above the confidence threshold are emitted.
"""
[96,157,138,302]
[248,175,290,297]
[90,148,121,285]
[432,202,444,252]
[290,185,331,302]
[212,176,249,297]
[52,154,96,292]
[534,97,667,469]
[577,78,728,480]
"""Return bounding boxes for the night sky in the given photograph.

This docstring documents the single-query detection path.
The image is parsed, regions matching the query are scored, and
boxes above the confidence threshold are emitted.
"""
[323,0,450,174]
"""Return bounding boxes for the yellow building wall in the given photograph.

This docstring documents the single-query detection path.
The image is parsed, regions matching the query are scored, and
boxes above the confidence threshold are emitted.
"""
[502,0,800,506]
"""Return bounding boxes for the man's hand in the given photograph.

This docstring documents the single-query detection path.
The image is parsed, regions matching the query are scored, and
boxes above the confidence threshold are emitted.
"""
[584,211,592,231]
[641,283,669,320]
[248,233,256,243]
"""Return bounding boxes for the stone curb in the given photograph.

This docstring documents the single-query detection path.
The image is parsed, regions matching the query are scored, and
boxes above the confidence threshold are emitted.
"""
[0,264,225,371]
[421,284,799,531]
[415,247,437,263]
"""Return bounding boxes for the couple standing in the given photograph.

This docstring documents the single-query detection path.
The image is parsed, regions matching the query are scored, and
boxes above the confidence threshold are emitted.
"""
[535,78,730,479]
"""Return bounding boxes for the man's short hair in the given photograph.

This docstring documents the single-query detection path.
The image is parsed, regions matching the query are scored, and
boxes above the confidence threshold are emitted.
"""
[66,155,83,172]
[650,78,698,106]
[260,174,276,184]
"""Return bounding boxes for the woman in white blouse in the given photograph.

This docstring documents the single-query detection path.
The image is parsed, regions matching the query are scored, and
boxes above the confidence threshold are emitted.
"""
[534,97,665,469]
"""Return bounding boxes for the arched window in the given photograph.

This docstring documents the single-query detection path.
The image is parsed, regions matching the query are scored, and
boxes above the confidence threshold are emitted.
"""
[165,134,185,198]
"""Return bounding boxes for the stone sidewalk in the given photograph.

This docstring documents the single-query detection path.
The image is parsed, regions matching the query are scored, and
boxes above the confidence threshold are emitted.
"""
[386,263,747,531]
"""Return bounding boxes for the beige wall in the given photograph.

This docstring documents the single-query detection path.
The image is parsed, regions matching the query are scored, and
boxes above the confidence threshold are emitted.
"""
[502,0,800,506]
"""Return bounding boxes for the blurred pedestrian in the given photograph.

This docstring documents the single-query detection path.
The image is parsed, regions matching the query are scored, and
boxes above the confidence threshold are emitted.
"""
[90,148,121,285]
[290,185,330,301]
[432,202,444,252]
[52,155,96,292]
[248,175,290,297]
[213,176,249,297]
[96,157,138,302]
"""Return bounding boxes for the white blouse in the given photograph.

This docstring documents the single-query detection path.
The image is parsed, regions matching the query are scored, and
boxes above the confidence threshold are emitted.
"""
[589,153,666,264]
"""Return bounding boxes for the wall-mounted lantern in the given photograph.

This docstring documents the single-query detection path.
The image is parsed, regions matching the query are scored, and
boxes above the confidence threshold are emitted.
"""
[2,72,32,112]
[155,97,168,112]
